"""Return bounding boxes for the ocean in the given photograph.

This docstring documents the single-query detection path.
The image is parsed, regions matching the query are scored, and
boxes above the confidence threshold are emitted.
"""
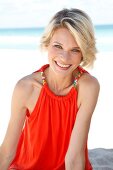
[0,25,113,52]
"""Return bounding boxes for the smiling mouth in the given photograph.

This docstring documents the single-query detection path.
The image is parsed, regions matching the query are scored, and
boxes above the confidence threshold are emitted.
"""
[55,61,71,69]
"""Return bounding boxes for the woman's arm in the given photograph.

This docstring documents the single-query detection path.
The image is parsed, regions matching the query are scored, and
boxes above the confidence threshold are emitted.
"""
[65,74,100,170]
[0,76,34,170]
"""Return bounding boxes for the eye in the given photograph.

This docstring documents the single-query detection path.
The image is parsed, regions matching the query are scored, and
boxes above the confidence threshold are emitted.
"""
[53,44,62,49]
[71,48,80,53]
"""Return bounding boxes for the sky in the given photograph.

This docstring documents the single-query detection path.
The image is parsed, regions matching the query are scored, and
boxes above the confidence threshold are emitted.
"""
[0,0,113,28]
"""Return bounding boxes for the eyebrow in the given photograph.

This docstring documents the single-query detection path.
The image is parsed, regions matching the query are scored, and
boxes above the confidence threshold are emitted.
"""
[53,41,80,49]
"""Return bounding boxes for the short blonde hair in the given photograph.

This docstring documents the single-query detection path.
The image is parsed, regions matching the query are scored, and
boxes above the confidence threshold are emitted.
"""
[40,8,97,67]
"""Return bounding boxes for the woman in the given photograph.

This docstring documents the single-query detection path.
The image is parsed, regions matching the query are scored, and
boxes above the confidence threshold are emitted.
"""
[0,8,100,170]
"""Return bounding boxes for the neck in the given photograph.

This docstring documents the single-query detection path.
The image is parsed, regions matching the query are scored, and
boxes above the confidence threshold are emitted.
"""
[45,67,74,94]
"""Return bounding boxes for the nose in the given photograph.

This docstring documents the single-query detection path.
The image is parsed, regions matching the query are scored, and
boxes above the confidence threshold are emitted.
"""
[59,51,70,61]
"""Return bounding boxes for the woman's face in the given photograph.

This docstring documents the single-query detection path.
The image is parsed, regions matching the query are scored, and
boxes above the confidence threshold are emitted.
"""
[47,27,82,76]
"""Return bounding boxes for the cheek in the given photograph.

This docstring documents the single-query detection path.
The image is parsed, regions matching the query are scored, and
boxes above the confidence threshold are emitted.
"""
[48,48,58,58]
[72,55,82,65]
[77,53,83,62]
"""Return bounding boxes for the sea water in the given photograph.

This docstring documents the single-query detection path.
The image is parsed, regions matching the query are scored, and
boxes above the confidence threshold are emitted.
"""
[0,25,113,52]
[95,25,113,52]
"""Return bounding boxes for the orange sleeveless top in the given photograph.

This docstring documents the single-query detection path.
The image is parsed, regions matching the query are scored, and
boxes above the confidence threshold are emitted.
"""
[9,64,92,170]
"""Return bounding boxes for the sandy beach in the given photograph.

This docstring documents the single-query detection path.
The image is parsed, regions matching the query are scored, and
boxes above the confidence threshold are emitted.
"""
[0,48,113,149]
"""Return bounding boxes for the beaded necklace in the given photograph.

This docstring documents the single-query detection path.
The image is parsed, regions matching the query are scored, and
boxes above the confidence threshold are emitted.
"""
[40,66,84,87]
[40,71,46,85]
[73,66,84,87]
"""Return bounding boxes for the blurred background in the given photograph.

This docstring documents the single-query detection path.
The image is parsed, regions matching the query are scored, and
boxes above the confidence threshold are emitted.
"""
[0,0,113,149]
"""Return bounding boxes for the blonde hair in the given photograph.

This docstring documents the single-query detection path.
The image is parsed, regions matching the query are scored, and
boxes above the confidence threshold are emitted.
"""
[40,8,97,67]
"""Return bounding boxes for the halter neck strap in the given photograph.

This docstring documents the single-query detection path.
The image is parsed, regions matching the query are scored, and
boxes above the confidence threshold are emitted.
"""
[73,66,88,87]
[39,64,88,87]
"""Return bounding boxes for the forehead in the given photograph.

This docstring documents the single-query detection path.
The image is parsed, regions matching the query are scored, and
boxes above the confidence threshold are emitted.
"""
[51,27,78,46]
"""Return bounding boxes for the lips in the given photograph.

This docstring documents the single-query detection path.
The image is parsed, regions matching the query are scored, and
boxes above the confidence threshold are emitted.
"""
[55,61,71,69]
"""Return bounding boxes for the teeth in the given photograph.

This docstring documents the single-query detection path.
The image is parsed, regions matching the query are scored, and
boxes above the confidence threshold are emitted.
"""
[56,62,70,68]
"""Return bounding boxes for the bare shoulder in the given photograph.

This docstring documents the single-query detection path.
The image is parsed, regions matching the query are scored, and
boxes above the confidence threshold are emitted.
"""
[16,71,42,92]
[13,71,43,107]
[77,73,100,107]
[78,72,100,92]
